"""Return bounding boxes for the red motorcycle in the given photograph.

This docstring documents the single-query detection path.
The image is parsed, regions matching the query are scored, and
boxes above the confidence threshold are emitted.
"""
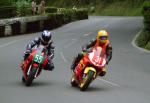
[20,45,48,86]
[71,47,107,91]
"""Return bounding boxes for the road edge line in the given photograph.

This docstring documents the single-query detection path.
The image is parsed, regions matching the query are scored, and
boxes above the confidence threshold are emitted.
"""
[131,29,150,53]
[97,78,120,87]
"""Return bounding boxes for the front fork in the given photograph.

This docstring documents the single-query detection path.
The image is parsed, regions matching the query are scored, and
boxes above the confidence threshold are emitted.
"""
[74,67,97,84]
[83,67,97,79]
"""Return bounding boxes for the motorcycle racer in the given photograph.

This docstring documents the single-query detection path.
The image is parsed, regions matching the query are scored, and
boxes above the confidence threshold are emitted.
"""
[71,30,112,77]
[22,30,55,71]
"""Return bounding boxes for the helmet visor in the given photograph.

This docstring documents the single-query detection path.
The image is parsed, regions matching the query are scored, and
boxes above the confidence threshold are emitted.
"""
[41,38,50,45]
[99,36,107,40]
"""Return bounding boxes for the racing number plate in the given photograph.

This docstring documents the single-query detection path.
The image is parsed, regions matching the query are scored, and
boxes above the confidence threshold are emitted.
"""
[33,54,44,64]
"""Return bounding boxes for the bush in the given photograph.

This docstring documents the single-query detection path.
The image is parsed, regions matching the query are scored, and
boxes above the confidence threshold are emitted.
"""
[58,8,76,22]
[136,30,150,47]
[13,0,31,16]
[142,1,150,31]
[45,7,57,13]
[145,41,150,50]
[43,8,88,30]
[0,6,16,19]
[57,8,88,22]
[75,8,88,20]
[137,1,150,50]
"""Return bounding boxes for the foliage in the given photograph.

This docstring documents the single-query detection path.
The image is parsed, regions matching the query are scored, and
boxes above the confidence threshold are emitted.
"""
[145,41,150,50]
[13,0,32,16]
[94,1,143,16]
[45,7,57,13]
[137,0,150,50]
[136,30,150,48]
[47,0,145,16]
[0,0,13,6]
[0,6,17,19]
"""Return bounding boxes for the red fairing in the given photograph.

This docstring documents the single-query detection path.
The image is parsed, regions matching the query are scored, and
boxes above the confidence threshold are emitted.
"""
[42,55,48,67]
[22,51,35,78]
[32,63,39,68]
[74,47,107,81]
[82,55,89,66]
[74,63,83,81]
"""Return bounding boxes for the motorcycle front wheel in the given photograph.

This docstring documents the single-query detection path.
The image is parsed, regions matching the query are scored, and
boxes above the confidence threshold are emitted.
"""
[25,68,37,86]
[79,70,94,91]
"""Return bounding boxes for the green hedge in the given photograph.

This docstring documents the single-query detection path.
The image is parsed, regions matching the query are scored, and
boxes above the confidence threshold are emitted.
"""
[62,9,76,23]
[44,8,88,30]
[137,1,150,50]
[0,6,16,19]
[75,9,88,20]
[142,1,150,32]
[57,8,88,22]
[45,7,57,13]
[145,41,150,50]
[136,30,150,47]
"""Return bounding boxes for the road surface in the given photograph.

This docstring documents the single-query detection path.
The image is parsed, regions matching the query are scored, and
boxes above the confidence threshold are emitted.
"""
[0,16,150,103]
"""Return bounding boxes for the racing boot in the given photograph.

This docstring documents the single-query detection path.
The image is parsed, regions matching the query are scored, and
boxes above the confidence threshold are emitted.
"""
[99,67,106,77]
[44,61,54,71]
[74,64,83,82]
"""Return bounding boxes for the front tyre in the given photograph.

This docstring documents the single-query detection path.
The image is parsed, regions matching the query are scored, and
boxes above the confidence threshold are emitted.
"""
[79,70,94,91]
[25,76,34,86]
[25,68,37,86]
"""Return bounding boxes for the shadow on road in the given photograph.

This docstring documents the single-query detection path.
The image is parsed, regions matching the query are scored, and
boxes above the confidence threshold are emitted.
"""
[7,80,55,88]
[86,86,112,92]
[67,85,112,92]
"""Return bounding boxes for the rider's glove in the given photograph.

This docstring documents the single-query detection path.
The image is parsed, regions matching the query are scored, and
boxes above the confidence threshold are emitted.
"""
[26,49,31,53]
[82,47,87,52]
[86,48,92,53]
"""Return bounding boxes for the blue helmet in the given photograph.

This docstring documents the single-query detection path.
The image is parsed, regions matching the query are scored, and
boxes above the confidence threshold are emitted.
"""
[41,30,52,45]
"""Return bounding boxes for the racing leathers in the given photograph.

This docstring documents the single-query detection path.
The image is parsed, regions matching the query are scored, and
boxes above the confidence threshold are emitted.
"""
[24,37,55,71]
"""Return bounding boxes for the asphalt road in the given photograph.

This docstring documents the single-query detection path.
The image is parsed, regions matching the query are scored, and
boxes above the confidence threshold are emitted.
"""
[0,16,150,103]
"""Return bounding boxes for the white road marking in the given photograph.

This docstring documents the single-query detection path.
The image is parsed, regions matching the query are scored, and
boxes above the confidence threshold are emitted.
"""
[97,78,120,87]
[132,29,150,53]
[83,32,92,37]
[64,39,78,48]
[60,52,68,63]
[0,38,26,48]
[104,24,109,28]
[95,24,109,29]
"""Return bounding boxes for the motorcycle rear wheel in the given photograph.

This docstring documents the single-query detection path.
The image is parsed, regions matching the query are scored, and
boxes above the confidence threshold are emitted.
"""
[22,76,25,83]
[71,76,78,87]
